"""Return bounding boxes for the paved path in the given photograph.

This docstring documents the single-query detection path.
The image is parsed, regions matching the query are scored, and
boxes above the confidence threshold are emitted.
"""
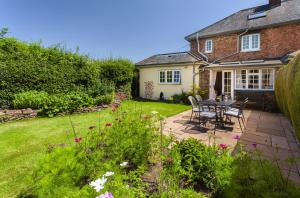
[163,109,300,184]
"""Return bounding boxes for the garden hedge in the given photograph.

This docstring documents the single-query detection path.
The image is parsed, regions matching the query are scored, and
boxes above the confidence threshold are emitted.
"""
[275,54,300,140]
[0,37,134,107]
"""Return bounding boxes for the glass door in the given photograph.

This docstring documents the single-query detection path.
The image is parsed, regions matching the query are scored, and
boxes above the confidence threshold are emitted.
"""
[222,70,234,99]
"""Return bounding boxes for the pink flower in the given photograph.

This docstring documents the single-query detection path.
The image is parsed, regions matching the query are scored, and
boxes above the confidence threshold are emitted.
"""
[233,135,240,140]
[74,137,82,143]
[252,143,257,148]
[98,192,113,198]
[105,123,112,127]
[219,143,228,150]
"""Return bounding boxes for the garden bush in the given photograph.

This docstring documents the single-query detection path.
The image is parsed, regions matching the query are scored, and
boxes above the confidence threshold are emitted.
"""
[0,38,134,107]
[275,54,300,140]
[12,91,49,109]
[223,150,300,198]
[165,138,233,194]
[94,94,114,106]
[39,92,95,117]
[98,58,135,96]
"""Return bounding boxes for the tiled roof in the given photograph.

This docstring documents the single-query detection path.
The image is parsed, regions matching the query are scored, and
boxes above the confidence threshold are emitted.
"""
[185,0,300,41]
[136,51,202,66]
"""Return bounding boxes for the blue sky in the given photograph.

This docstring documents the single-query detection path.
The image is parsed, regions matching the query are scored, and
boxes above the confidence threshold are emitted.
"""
[0,0,266,62]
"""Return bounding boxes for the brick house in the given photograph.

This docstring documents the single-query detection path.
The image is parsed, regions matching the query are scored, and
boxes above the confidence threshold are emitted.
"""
[136,0,300,110]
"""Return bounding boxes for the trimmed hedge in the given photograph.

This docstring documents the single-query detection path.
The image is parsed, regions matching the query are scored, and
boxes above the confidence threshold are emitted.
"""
[0,38,134,107]
[275,54,300,140]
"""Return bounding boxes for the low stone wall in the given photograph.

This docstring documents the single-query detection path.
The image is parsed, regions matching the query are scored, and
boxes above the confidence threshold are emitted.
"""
[234,90,278,112]
[0,108,38,123]
[0,104,115,123]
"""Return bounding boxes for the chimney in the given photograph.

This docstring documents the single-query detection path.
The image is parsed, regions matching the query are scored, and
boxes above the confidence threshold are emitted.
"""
[269,0,281,7]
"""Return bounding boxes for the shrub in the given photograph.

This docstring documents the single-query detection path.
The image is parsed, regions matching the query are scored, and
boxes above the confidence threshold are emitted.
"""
[94,94,114,106]
[0,38,134,107]
[275,54,300,140]
[223,151,300,198]
[85,80,115,98]
[105,111,162,166]
[98,58,135,95]
[165,138,233,193]
[12,91,49,109]
[39,92,94,117]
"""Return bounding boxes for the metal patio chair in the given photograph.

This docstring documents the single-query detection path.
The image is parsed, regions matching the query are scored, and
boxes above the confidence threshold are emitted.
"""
[224,98,248,132]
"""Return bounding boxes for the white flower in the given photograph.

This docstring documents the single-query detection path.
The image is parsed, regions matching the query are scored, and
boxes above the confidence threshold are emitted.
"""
[103,171,114,177]
[151,111,158,115]
[120,162,128,167]
[90,176,107,192]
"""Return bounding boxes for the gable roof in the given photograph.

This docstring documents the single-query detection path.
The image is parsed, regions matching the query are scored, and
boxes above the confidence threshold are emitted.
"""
[135,51,202,66]
[185,0,300,41]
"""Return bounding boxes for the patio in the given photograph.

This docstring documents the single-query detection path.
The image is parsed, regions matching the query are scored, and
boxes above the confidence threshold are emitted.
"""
[163,109,300,185]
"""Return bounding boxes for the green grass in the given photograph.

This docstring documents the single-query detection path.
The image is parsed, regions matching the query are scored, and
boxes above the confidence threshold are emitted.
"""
[0,100,189,198]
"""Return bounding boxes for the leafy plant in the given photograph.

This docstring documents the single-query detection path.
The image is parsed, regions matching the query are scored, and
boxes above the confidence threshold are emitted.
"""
[165,138,233,193]
[223,150,300,198]
[0,38,134,107]
[12,91,49,109]
[275,54,300,139]
[93,94,115,106]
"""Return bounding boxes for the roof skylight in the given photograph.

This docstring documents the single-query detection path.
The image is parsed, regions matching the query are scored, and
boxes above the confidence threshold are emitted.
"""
[248,11,267,20]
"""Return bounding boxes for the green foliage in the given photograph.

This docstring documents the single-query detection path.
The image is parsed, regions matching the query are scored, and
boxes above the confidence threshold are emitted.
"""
[0,38,134,107]
[94,94,114,106]
[12,91,49,109]
[223,151,300,198]
[275,54,300,140]
[166,138,233,193]
[25,109,163,197]
[168,92,190,104]
[105,111,162,167]
[85,80,115,98]
[39,92,95,117]
[0,27,8,38]
[98,58,135,95]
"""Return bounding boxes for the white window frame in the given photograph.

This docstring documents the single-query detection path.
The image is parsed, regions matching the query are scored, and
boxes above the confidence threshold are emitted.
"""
[235,68,275,91]
[241,33,260,52]
[158,70,181,84]
[205,39,213,53]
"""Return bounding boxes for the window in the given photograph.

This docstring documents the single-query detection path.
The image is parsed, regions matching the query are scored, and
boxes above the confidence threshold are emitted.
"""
[205,39,213,53]
[167,71,172,83]
[159,70,181,84]
[241,33,260,52]
[174,70,181,83]
[262,69,274,90]
[236,70,247,89]
[159,71,165,83]
[235,68,275,90]
[248,69,260,89]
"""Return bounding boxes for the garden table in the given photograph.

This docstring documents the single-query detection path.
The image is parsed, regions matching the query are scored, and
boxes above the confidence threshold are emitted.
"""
[199,99,236,128]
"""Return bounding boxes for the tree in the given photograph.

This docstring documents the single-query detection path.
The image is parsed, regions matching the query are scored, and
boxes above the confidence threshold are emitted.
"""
[0,27,9,38]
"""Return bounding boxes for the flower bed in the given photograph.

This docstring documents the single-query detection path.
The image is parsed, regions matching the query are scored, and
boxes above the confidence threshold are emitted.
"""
[19,106,300,198]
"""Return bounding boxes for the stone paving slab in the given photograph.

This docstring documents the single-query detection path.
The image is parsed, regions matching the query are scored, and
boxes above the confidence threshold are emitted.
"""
[163,109,300,184]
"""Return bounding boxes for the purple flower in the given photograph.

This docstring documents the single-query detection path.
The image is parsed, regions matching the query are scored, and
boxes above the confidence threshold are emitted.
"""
[97,192,114,198]
[233,135,240,140]
[219,143,228,150]
[252,143,257,148]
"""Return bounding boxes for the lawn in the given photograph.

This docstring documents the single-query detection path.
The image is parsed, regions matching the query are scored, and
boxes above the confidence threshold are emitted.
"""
[0,100,189,198]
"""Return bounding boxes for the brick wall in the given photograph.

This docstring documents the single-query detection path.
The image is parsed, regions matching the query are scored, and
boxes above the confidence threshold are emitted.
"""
[190,23,300,62]
[235,90,278,112]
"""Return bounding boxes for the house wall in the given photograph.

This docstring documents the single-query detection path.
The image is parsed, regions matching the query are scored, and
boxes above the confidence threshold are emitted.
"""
[138,64,199,100]
[190,23,300,62]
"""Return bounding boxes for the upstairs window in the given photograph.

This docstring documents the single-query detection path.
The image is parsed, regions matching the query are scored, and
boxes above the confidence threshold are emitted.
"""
[241,33,260,52]
[205,39,213,53]
[159,70,181,84]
